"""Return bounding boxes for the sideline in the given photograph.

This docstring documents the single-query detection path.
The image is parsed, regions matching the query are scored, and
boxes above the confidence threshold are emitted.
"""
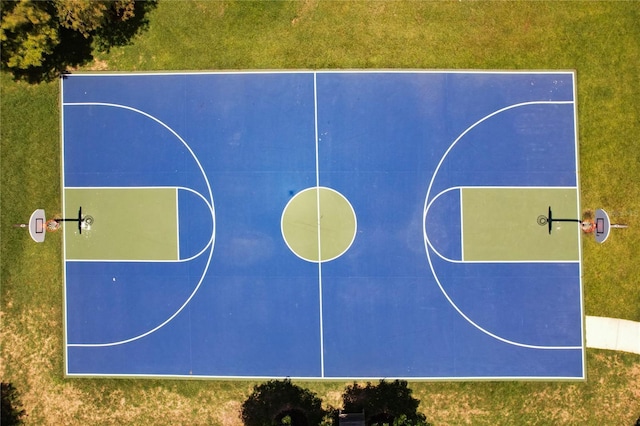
[586,316,640,354]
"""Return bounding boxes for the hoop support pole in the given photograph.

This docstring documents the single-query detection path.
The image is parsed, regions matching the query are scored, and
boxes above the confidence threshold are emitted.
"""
[547,206,582,235]
[54,207,83,234]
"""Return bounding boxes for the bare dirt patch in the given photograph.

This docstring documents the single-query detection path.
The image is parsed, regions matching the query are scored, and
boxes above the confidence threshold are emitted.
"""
[88,59,109,71]
[291,0,318,26]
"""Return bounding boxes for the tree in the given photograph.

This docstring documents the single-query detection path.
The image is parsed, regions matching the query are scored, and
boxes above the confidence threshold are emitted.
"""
[339,380,430,426]
[1,0,155,82]
[241,379,331,426]
[1,382,26,426]
[0,0,59,69]
[55,0,108,38]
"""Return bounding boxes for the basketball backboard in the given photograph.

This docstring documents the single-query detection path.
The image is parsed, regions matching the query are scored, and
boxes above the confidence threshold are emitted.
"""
[29,209,46,243]
[594,208,610,244]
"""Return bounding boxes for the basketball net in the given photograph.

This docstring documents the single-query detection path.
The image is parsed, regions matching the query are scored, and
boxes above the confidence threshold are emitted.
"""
[46,217,61,232]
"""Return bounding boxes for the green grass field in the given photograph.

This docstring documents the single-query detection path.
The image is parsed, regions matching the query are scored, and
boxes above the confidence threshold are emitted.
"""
[1,1,639,424]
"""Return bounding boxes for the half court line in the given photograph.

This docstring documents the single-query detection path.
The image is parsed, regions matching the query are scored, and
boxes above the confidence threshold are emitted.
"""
[314,72,325,378]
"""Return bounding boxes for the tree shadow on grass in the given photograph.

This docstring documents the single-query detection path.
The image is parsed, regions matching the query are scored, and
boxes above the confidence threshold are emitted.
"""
[9,0,157,84]
[94,0,158,53]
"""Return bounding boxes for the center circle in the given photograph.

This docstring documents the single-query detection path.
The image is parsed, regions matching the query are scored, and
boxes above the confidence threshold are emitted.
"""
[281,186,357,263]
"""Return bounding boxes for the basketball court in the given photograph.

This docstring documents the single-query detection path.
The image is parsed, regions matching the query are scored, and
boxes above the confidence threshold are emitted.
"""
[60,71,584,379]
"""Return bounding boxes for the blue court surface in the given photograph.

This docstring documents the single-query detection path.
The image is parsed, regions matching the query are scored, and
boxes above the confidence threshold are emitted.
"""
[61,71,584,380]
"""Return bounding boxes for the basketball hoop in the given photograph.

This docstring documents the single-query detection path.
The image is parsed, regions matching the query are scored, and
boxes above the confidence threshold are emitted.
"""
[538,206,628,243]
[537,206,581,235]
[13,207,93,243]
[46,218,61,232]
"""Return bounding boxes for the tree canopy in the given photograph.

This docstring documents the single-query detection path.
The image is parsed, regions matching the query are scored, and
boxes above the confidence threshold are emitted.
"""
[241,379,331,426]
[0,0,59,69]
[1,382,26,426]
[240,379,431,426]
[340,380,430,426]
[0,0,155,82]
[54,0,135,38]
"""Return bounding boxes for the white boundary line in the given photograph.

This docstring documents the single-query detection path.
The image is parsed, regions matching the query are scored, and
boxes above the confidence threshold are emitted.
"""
[62,371,586,381]
[571,71,587,378]
[63,70,578,77]
[61,72,585,378]
[60,77,70,375]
